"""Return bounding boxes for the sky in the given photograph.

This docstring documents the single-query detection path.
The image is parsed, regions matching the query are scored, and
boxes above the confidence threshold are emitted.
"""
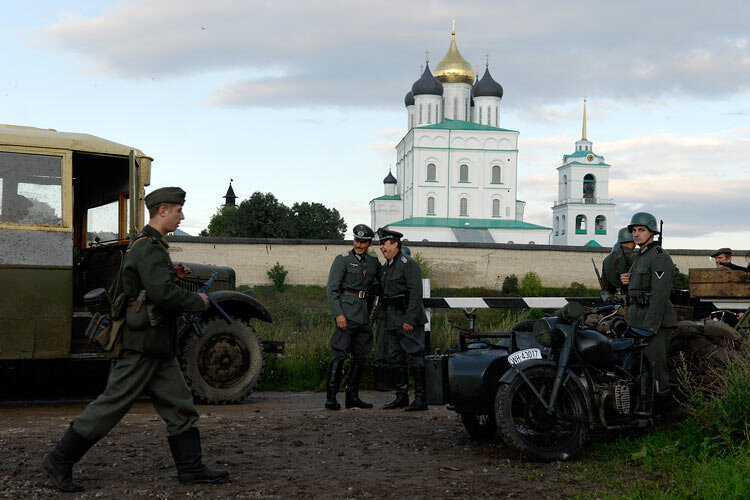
[2,0,749,252]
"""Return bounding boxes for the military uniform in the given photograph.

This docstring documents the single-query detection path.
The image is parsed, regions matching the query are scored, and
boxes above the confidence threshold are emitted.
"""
[377,229,429,411]
[42,187,227,492]
[324,224,380,410]
[601,244,637,294]
[627,241,678,395]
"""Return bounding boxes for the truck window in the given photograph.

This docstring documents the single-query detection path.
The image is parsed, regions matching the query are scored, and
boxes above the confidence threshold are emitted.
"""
[86,197,129,247]
[0,152,63,226]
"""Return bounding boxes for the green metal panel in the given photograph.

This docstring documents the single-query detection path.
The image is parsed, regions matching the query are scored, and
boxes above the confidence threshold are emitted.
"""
[0,266,72,359]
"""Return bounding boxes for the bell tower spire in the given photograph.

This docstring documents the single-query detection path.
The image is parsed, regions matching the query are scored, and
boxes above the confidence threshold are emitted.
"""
[582,98,587,140]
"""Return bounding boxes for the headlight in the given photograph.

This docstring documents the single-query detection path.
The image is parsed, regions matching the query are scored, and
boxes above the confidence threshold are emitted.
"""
[556,302,583,323]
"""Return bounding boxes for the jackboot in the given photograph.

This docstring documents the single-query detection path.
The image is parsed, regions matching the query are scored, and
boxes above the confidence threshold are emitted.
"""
[382,367,409,409]
[325,358,345,410]
[345,361,373,409]
[405,366,428,411]
[41,426,96,492]
[373,366,388,392]
[167,427,229,484]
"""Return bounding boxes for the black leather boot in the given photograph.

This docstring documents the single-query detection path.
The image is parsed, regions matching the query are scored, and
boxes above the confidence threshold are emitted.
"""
[41,426,96,492]
[168,427,229,484]
[325,358,344,410]
[373,366,388,392]
[345,361,373,409]
[382,367,409,409]
[405,366,428,411]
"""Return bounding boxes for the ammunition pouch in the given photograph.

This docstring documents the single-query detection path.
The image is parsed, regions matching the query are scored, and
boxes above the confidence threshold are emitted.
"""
[628,291,651,307]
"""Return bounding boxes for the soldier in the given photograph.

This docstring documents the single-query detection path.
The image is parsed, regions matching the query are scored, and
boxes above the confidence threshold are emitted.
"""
[42,187,228,492]
[371,245,411,391]
[711,248,733,268]
[324,224,381,410]
[376,228,429,411]
[600,227,637,295]
[620,212,678,410]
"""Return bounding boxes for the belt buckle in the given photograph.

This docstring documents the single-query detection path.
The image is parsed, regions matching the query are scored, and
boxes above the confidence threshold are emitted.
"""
[358,291,366,299]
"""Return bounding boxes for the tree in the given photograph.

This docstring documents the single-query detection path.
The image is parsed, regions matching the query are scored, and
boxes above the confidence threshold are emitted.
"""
[232,192,293,238]
[290,202,347,240]
[200,205,238,237]
[519,272,543,297]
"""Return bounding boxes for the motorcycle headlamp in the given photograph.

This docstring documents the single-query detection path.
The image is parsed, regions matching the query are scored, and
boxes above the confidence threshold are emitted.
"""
[556,302,583,324]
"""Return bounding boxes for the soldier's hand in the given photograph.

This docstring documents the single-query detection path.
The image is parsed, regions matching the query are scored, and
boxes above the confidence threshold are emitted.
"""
[336,315,347,330]
[198,292,210,309]
[620,273,631,285]
[403,323,414,333]
[175,263,192,279]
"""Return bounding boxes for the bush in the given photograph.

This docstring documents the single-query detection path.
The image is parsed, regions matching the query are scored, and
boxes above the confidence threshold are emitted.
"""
[501,274,519,295]
[412,252,431,278]
[564,281,588,296]
[518,272,543,297]
[673,264,689,290]
[267,262,288,292]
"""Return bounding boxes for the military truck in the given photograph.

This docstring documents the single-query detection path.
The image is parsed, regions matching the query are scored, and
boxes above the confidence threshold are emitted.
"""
[0,124,280,403]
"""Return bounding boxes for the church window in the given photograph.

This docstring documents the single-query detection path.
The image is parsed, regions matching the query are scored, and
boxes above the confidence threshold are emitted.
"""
[479,107,482,123]
[427,196,435,215]
[428,104,432,123]
[418,104,423,123]
[562,215,566,234]
[426,163,436,181]
[595,215,607,234]
[460,197,468,216]
[453,98,458,119]
[492,199,500,217]
[465,99,469,120]
[495,106,499,127]
[583,174,596,202]
[459,164,469,182]
[563,175,568,198]
[576,214,587,234]
[555,216,559,236]
[491,165,501,183]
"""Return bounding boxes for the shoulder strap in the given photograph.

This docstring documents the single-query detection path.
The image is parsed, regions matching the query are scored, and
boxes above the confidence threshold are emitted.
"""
[127,235,151,253]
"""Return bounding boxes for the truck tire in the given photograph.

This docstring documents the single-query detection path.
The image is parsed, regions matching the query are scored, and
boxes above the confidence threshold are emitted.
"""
[181,316,264,404]
[495,365,588,461]
[459,412,498,440]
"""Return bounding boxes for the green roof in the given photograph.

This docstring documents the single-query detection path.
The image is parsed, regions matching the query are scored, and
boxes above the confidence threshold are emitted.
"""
[388,217,550,230]
[565,150,602,159]
[371,195,401,201]
[584,240,602,247]
[416,118,517,133]
[565,161,610,167]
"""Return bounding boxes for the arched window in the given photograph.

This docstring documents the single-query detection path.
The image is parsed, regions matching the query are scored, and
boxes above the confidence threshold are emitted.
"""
[492,199,500,217]
[459,164,469,182]
[562,215,566,235]
[491,165,501,183]
[427,163,436,181]
[479,107,482,123]
[418,104,422,123]
[583,174,596,202]
[460,197,468,216]
[555,216,559,235]
[427,196,435,215]
[576,214,587,234]
[453,97,458,119]
[427,104,432,123]
[595,215,607,234]
[563,175,568,198]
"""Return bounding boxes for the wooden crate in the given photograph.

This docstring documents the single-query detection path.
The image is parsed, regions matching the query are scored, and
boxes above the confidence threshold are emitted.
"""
[689,268,750,298]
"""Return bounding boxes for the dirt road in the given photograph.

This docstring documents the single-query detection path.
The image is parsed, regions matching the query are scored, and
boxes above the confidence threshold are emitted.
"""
[0,391,646,499]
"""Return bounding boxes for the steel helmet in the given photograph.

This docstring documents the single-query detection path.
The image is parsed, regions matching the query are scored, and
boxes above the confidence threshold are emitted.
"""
[627,212,659,234]
[617,226,634,244]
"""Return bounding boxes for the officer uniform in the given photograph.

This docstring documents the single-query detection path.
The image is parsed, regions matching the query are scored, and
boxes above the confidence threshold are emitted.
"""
[42,187,228,492]
[601,227,637,295]
[376,228,429,411]
[324,224,381,410]
[626,213,678,397]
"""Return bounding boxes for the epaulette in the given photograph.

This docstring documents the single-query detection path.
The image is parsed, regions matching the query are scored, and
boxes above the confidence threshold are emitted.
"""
[127,233,157,251]
[401,255,408,264]
[341,251,349,257]
[655,246,664,254]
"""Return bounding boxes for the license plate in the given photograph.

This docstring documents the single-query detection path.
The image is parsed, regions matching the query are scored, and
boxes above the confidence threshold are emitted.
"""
[508,348,542,365]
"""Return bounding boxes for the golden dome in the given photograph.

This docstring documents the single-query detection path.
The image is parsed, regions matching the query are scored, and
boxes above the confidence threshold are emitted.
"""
[434,28,475,85]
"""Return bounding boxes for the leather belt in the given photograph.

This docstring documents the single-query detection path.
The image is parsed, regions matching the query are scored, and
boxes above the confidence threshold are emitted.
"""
[341,289,367,299]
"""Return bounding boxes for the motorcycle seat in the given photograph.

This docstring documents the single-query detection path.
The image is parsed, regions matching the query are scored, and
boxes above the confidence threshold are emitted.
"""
[630,326,654,337]
[610,338,635,351]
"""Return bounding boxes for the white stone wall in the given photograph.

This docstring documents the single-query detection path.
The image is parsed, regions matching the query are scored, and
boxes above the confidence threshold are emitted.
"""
[442,83,472,121]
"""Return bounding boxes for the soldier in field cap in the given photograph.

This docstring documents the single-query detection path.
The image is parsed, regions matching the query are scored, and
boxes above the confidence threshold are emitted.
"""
[376,227,429,411]
[324,224,381,410]
[42,186,228,492]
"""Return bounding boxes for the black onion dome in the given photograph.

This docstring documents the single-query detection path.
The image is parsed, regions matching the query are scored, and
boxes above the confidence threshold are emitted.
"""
[411,63,444,97]
[404,90,414,107]
[472,67,503,98]
[383,171,397,184]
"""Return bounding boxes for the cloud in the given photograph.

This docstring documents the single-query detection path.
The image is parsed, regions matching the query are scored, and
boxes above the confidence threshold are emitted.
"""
[35,0,750,109]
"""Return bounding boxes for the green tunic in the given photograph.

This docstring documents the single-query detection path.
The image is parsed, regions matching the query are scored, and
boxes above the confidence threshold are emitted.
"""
[326,249,381,325]
[121,225,206,357]
[601,245,636,294]
[377,251,428,329]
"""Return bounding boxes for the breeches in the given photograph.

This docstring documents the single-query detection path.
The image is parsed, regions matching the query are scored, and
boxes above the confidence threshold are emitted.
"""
[387,325,425,368]
[330,320,373,362]
[372,320,389,366]
[72,350,199,441]
[644,327,673,395]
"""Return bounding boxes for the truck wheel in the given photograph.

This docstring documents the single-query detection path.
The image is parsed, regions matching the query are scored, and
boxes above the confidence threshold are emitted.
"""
[460,412,497,440]
[181,316,264,404]
[495,365,588,461]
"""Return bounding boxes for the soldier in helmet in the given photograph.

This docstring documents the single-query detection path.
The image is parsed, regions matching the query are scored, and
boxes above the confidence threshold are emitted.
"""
[600,227,637,295]
[621,212,678,409]
[376,228,429,411]
[324,224,381,410]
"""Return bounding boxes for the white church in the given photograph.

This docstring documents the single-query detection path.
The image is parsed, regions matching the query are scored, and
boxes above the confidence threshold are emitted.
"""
[369,27,551,244]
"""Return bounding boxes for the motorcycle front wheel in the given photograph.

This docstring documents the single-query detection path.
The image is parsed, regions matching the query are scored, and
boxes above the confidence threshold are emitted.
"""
[495,365,588,461]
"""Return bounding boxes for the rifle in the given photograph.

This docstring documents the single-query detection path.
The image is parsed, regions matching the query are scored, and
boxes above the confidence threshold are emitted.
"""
[592,258,604,290]
[720,261,750,272]
[186,272,233,337]
[619,245,630,294]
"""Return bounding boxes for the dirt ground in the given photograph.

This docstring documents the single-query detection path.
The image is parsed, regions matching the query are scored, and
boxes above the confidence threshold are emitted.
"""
[0,391,653,499]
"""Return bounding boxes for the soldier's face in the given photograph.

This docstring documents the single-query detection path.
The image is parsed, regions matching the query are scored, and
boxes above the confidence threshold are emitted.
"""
[715,253,731,267]
[353,239,371,255]
[631,226,654,246]
[164,204,185,232]
[379,239,399,260]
